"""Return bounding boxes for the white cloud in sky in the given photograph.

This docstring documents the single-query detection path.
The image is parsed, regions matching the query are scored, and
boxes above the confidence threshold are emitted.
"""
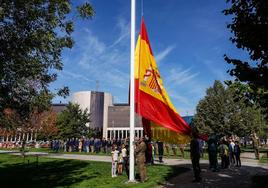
[61,70,94,83]
[109,18,130,48]
[162,65,206,115]
[71,17,130,96]
[166,67,199,86]
[168,90,190,105]
[155,45,176,65]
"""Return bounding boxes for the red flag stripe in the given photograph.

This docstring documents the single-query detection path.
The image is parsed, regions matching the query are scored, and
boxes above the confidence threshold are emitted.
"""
[135,79,191,135]
[140,17,153,55]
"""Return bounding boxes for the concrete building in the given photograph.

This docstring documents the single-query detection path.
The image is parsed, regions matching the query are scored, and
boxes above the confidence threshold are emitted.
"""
[71,91,143,139]
[107,104,143,140]
[71,91,113,137]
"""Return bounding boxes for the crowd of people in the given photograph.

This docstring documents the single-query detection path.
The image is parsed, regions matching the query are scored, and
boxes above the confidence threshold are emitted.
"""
[0,132,265,183]
[190,132,263,182]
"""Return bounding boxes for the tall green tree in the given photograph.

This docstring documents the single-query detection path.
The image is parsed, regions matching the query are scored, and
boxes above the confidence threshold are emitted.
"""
[193,80,266,137]
[56,103,90,140]
[0,1,94,126]
[223,0,268,117]
[193,80,227,135]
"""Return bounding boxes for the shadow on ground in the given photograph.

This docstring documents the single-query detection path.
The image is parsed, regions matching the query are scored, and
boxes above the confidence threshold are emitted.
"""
[0,156,92,188]
[162,163,268,188]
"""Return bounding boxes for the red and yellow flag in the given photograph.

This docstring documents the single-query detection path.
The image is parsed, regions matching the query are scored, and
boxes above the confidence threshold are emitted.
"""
[135,18,192,144]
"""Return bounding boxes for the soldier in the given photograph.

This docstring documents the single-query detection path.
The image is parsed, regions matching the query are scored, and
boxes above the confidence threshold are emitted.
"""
[135,137,148,183]
[251,132,260,159]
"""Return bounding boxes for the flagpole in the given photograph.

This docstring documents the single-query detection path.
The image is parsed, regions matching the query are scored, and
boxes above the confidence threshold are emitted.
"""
[129,0,136,182]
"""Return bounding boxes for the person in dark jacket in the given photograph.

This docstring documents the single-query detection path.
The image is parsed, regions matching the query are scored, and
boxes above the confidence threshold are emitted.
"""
[190,132,201,182]
[156,141,164,163]
[234,141,241,167]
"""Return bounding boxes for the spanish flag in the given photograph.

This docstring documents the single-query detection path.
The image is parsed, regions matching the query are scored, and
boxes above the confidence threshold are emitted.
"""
[135,18,192,144]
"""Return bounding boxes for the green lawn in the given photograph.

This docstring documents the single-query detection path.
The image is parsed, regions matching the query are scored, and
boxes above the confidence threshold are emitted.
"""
[260,155,268,164]
[0,154,189,188]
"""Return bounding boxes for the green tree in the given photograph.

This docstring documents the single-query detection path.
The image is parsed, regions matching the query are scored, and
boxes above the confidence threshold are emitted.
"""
[0,1,94,126]
[193,80,266,137]
[193,80,227,135]
[223,0,268,117]
[56,103,90,140]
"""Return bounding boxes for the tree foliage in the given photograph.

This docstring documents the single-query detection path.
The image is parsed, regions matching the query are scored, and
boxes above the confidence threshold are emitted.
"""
[36,110,58,140]
[223,0,268,117]
[56,103,90,140]
[193,80,267,137]
[0,0,94,126]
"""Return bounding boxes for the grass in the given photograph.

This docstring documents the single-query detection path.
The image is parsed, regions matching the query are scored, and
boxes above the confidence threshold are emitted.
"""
[0,154,189,188]
[259,155,268,164]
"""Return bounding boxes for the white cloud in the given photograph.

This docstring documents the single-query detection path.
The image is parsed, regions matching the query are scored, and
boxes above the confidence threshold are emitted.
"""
[61,70,94,83]
[161,65,206,115]
[72,18,130,92]
[109,18,130,48]
[155,45,176,65]
[168,90,190,105]
[167,67,199,86]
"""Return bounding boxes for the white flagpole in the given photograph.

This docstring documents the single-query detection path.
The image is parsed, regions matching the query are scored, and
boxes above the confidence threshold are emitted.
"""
[129,0,136,182]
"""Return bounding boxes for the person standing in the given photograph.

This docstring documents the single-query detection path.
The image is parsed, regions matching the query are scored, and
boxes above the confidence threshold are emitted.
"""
[151,142,155,164]
[171,144,177,156]
[84,138,90,153]
[145,139,152,164]
[234,141,241,167]
[117,151,123,175]
[121,144,128,175]
[228,139,235,167]
[102,137,108,154]
[164,143,170,156]
[157,140,164,163]
[190,132,201,182]
[208,137,218,171]
[252,133,260,159]
[111,145,119,177]
[179,144,185,158]
[78,139,83,152]
[135,137,148,183]
[218,140,228,169]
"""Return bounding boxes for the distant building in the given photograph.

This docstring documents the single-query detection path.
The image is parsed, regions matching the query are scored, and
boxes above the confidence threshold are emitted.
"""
[52,103,67,113]
[71,91,113,133]
[107,104,143,139]
[51,90,192,140]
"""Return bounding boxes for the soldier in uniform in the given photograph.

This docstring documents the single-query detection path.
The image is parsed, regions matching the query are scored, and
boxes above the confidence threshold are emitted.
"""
[135,137,148,182]
[251,132,260,159]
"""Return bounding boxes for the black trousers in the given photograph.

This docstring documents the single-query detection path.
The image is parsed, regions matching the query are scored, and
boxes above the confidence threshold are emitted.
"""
[191,157,201,179]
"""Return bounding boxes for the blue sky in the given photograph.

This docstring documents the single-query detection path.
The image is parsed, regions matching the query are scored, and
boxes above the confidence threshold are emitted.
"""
[50,0,247,116]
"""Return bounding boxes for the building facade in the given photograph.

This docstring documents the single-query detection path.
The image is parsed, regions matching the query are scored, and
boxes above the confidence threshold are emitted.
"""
[71,91,144,139]
[107,104,143,140]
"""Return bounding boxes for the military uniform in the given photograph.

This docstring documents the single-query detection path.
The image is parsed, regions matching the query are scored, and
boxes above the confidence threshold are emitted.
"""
[252,135,260,159]
[135,139,148,182]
